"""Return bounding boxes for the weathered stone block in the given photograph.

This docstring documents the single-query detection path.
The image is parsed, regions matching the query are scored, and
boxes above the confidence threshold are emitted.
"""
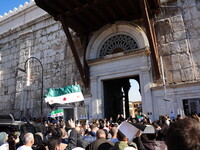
[180,68,194,81]
[45,69,53,78]
[173,30,186,41]
[41,29,47,36]
[189,38,200,52]
[196,0,200,10]
[179,53,192,68]
[171,41,180,54]
[50,43,62,50]
[47,24,59,34]
[162,55,173,70]
[7,78,15,86]
[183,8,191,21]
[59,52,65,60]
[172,70,182,83]
[188,28,199,38]
[8,85,15,94]
[179,39,189,53]
[181,0,196,8]
[10,47,17,54]
[171,54,181,70]
[165,70,173,84]
[44,78,52,88]
[190,7,200,19]
[171,15,183,22]
[155,19,173,36]
[5,61,12,69]
[15,83,23,93]
[4,95,10,102]
[158,43,172,56]
[157,35,165,45]
[60,30,65,37]
[165,34,174,43]
[47,34,53,41]
[35,30,42,38]
[30,91,37,99]
[191,51,200,66]
[194,66,200,79]
[192,18,200,28]
[172,22,185,32]
[41,36,47,43]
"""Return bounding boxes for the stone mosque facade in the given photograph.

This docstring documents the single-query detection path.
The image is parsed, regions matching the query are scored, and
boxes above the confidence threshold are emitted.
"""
[0,0,200,121]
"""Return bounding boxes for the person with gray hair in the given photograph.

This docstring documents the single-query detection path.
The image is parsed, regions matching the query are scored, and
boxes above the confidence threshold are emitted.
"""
[17,133,34,150]
[86,129,114,150]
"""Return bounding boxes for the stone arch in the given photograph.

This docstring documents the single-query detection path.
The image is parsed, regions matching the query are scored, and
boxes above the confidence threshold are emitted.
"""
[86,22,149,60]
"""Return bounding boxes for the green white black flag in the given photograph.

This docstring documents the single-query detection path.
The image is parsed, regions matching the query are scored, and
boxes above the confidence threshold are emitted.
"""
[45,85,84,105]
[51,109,63,117]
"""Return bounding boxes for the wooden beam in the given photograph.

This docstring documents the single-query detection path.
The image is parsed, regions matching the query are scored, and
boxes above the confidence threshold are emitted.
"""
[139,0,160,80]
[75,14,93,28]
[72,0,82,6]
[94,5,110,22]
[127,0,139,17]
[45,0,64,14]
[84,9,102,25]
[58,0,73,10]
[146,0,153,17]
[58,15,90,87]
[115,0,128,17]
[80,34,90,87]
[65,16,83,33]
[102,1,118,19]
[150,18,159,54]
[58,0,96,17]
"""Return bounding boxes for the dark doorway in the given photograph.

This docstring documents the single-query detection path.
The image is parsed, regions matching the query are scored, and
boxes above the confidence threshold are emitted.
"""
[103,76,140,121]
[64,108,74,121]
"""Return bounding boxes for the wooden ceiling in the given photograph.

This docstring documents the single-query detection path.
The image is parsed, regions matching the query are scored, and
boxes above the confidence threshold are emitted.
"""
[35,0,161,34]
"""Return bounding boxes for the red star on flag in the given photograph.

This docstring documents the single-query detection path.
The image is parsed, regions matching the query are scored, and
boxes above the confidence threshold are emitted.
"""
[63,97,67,101]
[51,100,54,103]
[77,95,80,98]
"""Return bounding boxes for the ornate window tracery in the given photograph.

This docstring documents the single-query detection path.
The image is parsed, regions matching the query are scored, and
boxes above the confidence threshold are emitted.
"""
[99,34,138,57]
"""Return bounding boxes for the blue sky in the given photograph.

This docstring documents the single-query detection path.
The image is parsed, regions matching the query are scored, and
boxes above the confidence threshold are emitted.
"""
[129,79,141,101]
[0,0,28,16]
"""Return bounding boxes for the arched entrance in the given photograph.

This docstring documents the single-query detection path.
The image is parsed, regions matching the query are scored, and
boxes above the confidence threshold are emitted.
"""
[86,22,154,120]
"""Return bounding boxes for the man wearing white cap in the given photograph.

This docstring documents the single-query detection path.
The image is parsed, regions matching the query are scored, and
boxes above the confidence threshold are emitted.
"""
[0,132,8,150]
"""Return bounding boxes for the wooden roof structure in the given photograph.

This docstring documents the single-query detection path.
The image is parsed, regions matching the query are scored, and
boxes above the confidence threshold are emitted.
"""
[35,0,160,34]
[35,0,161,87]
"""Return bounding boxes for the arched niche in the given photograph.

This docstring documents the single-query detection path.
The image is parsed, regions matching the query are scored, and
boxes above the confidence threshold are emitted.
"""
[86,22,149,60]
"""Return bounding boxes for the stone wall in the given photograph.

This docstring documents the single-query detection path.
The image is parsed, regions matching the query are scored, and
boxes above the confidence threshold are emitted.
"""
[151,0,200,119]
[155,0,200,84]
[0,2,84,119]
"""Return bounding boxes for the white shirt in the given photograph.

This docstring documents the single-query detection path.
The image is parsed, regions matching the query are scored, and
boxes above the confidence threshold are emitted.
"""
[72,147,85,150]
[17,145,33,150]
[0,143,9,150]
[124,147,137,150]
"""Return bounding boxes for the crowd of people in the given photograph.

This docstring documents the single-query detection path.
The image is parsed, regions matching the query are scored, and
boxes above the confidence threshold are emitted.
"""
[0,113,200,150]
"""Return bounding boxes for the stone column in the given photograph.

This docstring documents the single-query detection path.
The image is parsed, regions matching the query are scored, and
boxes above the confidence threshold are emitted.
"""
[140,67,154,120]
[90,78,99,119]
